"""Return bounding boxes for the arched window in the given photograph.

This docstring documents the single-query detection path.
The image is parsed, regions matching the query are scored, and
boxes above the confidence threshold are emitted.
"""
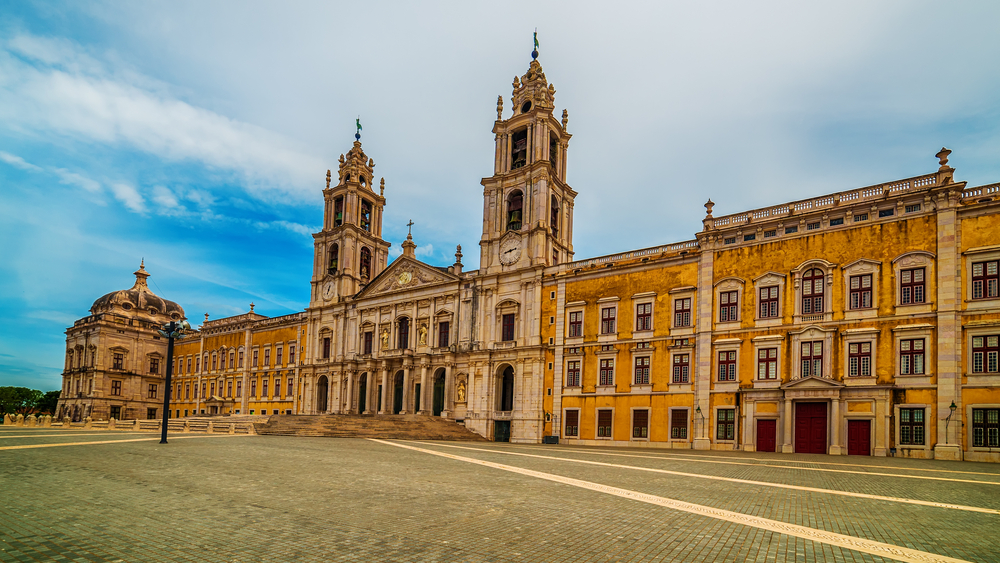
[397,317,410,350]
[802,268,825,314]
[499,366,514,411]
[360,247,372,282]
[360,199,372,232]
[329,244,339,273]
[549,134,558,169]
[550,195,560,238]
[507,190,523,231]
[333,196,344,227]
[511,128,527,169]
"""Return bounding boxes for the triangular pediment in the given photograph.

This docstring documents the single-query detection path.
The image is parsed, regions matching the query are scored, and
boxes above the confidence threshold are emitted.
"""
[780,376,844,390]
[355,255,459,299]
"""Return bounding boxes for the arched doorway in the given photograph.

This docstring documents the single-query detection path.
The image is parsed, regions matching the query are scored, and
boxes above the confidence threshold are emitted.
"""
[393,371,404,414]
[316,376,328,413]
[433,369,446,417]
[358,373,368,414]
[499,365,514,412]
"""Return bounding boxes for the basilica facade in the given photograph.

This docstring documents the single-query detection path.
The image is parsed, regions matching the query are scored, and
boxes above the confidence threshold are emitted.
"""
[60,51,1000,461]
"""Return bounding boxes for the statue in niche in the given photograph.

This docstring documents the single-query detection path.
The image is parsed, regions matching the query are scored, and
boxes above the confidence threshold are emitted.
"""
[418,323,428,346]
[380,328,389,350]
[456,380,467,403]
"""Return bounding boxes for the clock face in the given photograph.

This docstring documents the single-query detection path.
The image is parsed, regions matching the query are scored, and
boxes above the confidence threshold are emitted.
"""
[322,281,336,300]
[499,237,522,266]
[397,271,413,285]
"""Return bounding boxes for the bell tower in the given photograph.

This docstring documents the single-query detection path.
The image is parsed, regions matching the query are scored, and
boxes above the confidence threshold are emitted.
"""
[480,45,576,274]
[311,136,391,305]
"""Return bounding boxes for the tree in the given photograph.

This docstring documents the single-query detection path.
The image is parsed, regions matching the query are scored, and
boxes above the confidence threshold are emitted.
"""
[35,391,61,415]
[0,387,46,415]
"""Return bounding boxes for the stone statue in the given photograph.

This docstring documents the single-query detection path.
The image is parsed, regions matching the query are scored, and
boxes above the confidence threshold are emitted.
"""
[418,324,428,346]
[380,328,389,350]
[456,380,467,403]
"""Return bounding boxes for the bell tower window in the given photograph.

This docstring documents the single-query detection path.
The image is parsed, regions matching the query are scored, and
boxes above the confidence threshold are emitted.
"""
[511,128,527,169]
[507,190,523,231]
[360,200,372,232]
[359,247,372,282]
[549,135,558,169]
[334,196,344,227]
[329,244,339,274]
[550,195,560,238]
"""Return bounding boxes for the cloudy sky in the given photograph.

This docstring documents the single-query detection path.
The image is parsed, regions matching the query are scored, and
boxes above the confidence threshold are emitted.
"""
[2,1,999,391]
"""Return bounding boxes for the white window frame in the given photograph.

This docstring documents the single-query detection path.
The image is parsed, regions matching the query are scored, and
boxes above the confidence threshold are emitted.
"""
[713,337,741,391]
[842,259,881,320]
[965,323,1000,386]
[752,334,783,388]
[791,259,836,324]
[892,324,934,385]
[630,347,652,390]
[714,277,745,331]
[631,292,656,339]
[841,328,879,385]
[596,346,617,392]
[752,272,785,328]
[892,251,935,315]
[789,325,836,379]
[964,245,1000,310]
[564,356,583,391]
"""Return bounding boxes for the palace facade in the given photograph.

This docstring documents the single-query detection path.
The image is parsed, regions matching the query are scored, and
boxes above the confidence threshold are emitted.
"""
[59,50,1000,461]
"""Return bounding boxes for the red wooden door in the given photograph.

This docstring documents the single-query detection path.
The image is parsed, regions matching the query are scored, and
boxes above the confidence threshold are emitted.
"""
[757,419,777,452]
[847,420,871,456]
[794,402,828,454]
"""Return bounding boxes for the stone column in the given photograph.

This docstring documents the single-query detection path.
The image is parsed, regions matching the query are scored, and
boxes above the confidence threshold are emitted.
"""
[829,398,843,456]
[345,372,355,414]
[742,401,755,452]
[327,376,335,414]
[873,396,888,457]
[418,363,429,415]
[379,364,389,414]
[934,190,962,460]
[401,365,412,414]
[442,363,455,418]
[364,371,375,414]
[781,398,794,453]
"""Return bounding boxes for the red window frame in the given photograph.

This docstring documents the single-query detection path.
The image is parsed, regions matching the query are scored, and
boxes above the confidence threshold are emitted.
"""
[438,322,450,347]
[599,359,614,386]
[263,349,270,367]
[972,260,999,299]
[848,342,872,377]
[398,318,410,349]
[149,358,159,375]
[276,347,283,366]
[849,274,873,309]
[802,268,824,314]
[719,290,738,322]
[597,409,613,438]
[148,383,157,399]
[363,332,373,355]
[501,313,515,341]
[672,354,690,383]
[564,410,579,437]
[568,311,583,337]
[229,352,235,369]
[634,356,650,385]
[674,298,691,327]
[759,286,779,318]
[757,348,777,379]
[235,381,241,398]
[972,335,999,373]
[249,379,255,398]
[900,268,925,304]
[632,409,649,439]
[717,350,736,381]
[900,338,925,375]
[261,378,268,398]
[600,307,616,334]
[800,341,823,377]
[636,303,652,331]
[566,360,581,387]
[288,345,295,365]
[670,409,688,439]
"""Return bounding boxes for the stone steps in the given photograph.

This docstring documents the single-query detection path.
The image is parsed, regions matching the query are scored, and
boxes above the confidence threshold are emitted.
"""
[254,414,488,441]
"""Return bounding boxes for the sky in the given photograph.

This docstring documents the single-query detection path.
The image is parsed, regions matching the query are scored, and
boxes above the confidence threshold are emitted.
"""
[2,1,1000,391]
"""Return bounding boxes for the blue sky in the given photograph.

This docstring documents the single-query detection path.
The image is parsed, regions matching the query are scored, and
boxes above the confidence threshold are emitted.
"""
[2,1,1000,391]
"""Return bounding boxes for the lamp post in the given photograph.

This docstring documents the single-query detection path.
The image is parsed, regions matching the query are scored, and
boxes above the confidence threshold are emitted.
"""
[158,320,191,444]
[945,400,957,445]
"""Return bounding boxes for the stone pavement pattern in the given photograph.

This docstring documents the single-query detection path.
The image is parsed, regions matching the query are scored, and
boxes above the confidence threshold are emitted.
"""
[1,426,999,562]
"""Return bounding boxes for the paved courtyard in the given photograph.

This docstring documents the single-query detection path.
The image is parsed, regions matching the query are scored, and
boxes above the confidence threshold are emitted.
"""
[2,427,1000,562]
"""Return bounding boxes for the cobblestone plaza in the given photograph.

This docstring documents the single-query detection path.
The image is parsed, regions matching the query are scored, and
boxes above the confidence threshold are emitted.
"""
[2,427,1000,562]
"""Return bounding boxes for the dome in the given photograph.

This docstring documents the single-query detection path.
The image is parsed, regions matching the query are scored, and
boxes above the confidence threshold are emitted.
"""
[90,261,186,320]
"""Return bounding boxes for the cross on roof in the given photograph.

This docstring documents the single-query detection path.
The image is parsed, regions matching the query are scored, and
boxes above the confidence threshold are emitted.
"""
[407,220,414,236]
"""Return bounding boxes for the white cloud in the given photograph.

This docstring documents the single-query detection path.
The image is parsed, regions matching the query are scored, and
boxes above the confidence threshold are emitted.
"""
[0,151,41,171]
[414,243,435,259]
[110,182,145,212]
[151,185,179,208]
[53,168,101,193]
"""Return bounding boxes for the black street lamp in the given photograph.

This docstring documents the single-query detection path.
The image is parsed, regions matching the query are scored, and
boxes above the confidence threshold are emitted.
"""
[945,400,958,445]
[158,320,191,444]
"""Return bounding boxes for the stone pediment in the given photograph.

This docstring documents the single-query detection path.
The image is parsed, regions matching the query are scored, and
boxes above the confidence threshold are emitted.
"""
[780,376,844,390]
[356,256,459,298]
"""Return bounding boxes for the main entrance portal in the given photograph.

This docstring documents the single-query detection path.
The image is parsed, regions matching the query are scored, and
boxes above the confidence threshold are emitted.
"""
[794,402,827,454]
[848,419,871,455]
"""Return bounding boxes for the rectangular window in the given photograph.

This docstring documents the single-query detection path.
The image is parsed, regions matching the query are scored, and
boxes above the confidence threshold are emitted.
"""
[764,229,776,238]
[716,409,735,440]
[599,359,615,386]
[634,356,650,385]
[800,341,823,377]
[111,380,122,395]
[784,226,798,234]
[185,384,190,399]
[211,355,217,371]
[972,335,999,373]
[187,358,192,373]
[252,350,258,367]
[830,218,844,226]
[597,409,613,438]
[899,408,925,445]
[849,274,873,309]
[364,331,374,355]
[672,354,690,383]
[719,290,738,322]
[744,233,756,241]
[900,268,925,304]
[600,307,616,334]
[807,222,820,230]
[238,351,244,368]
[148,384,158,399]
[210,382,215,397]
[274,377,281,397]
[276,347,283,366]
[905,203,921,213]
[854,213,868,222]
[288,345,296,364]
[973,408,1000,447]
[759,286,779,318]
[848,342,872,377]
[147,408,157,420]
[632,409,649,439]
[287,376,294,397]
[201,382,207,398]
[717,351,737,381]
[322,338,331,359]
[635,303,652,331]
[879,209,895,218]
[110,406,121,420]
[438,322,450,347]
[264,349,270,367]
[564,410,579,437]
[113,353,124,370]
[724,237,736,245]
[972,260,999,299]
[674,298,691,327]
[262,378,268,398]
[671,410,688,439]
[802,271,824,315]
[149,358,160,374]
[502,313,516,341]
[568,311,583,337]
[757,348,777,379]
[900,339,925,375]
[227,381,233,397]
[566,360,581,387]
[235,381,241,398]
[250,379,256,398]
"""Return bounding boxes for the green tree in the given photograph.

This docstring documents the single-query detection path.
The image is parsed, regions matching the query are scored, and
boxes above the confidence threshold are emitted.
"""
[0,387,45,415]
[35,390,61,415]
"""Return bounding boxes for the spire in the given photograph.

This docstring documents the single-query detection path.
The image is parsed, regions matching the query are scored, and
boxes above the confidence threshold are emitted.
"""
[355,117,362,141]
[401,220,417,258]
[131,259,150,291]
[532,29,539,60]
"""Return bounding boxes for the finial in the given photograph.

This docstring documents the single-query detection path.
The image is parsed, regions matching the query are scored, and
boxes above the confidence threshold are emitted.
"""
[532,29,539,60]
[368,158,374,168]
[455,244,463,264]
[380,177,385,196]
[326,170,331,189]
[204,313,209,322]
[139,258,145,269]
[561,109,568,129]
[249,302,254,313]
[339,154,344,164]
[497,95,503,120]
[513,75,520,90]
[704,199,715,218]
[355,117,362,141]
[936,147,952,170]
[406,219,414,238]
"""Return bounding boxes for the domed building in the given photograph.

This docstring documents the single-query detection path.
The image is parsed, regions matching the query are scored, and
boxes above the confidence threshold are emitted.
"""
[57,261,187,422]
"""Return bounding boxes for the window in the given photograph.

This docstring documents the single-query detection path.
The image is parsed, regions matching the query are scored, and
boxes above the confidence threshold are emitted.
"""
[757,348,777,379]
[671,410,688,439]
[276,346,283,366]
[759,286,779,318]
[636,303,652,331]
[900,268,925,304]
[112,353,124,370]
[111,380,122,395]
[568,311,583,337]
[227,381,233,397]
[210,382,215,397]
[744,233,756,241]
[288,345,295,364]
[724,237,736,245]
[363,331,374,355]
[634,357,650,385]
[849,342,872,377]
[716,409,735,440]
[235,381,241,398]
[854,213,868,222]
[110,406,121,420]
[502,313,515,341]
[360,199,372,231]
[274,377,281,397]
[672,354,690,383]
[972,261,999,299]
[718,351,736,381]
[329,243,339,272]
[764,229,776,238]
[149,358,159,375]
[322,338,331,359]
[201,382,206,398]
[719,291,738,322]
[802,268,824,314]
[250,379,256,397]
[599,359,614,386]
[830,218,844,226]
[264,349,270,367]
[879,209,895,218]
[800,342,823,377]
[972,336,999,373]
[899,408,925,445]
[147,408,157,420]
[398,318,410,349]
[600,307,616,334]
[506,189,523,230]
[333,196,344,227]
[632,409,649,439]
[262,378,269,397]
[438,322,450,347]
[359,247,372,281]
[849,274,873,309]
[229,352,235,369]
[905,204,921,213]
[807,222,820,230]
[564,410,579,437]
[252,350,259,367]
[973,408,1000,447]
[187,358,192,373]
[566,361,581,387]
[785,226,798,234]
[597,409,613,438]
[287,376,294,397]
[550,195,560,237]
[674,298,691,327]
[211,355,217,371]
[900,339,925,375]
[148,384,158,399]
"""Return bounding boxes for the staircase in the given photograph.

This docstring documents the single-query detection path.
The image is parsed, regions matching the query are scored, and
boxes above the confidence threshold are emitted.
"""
[254,414,488,441]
